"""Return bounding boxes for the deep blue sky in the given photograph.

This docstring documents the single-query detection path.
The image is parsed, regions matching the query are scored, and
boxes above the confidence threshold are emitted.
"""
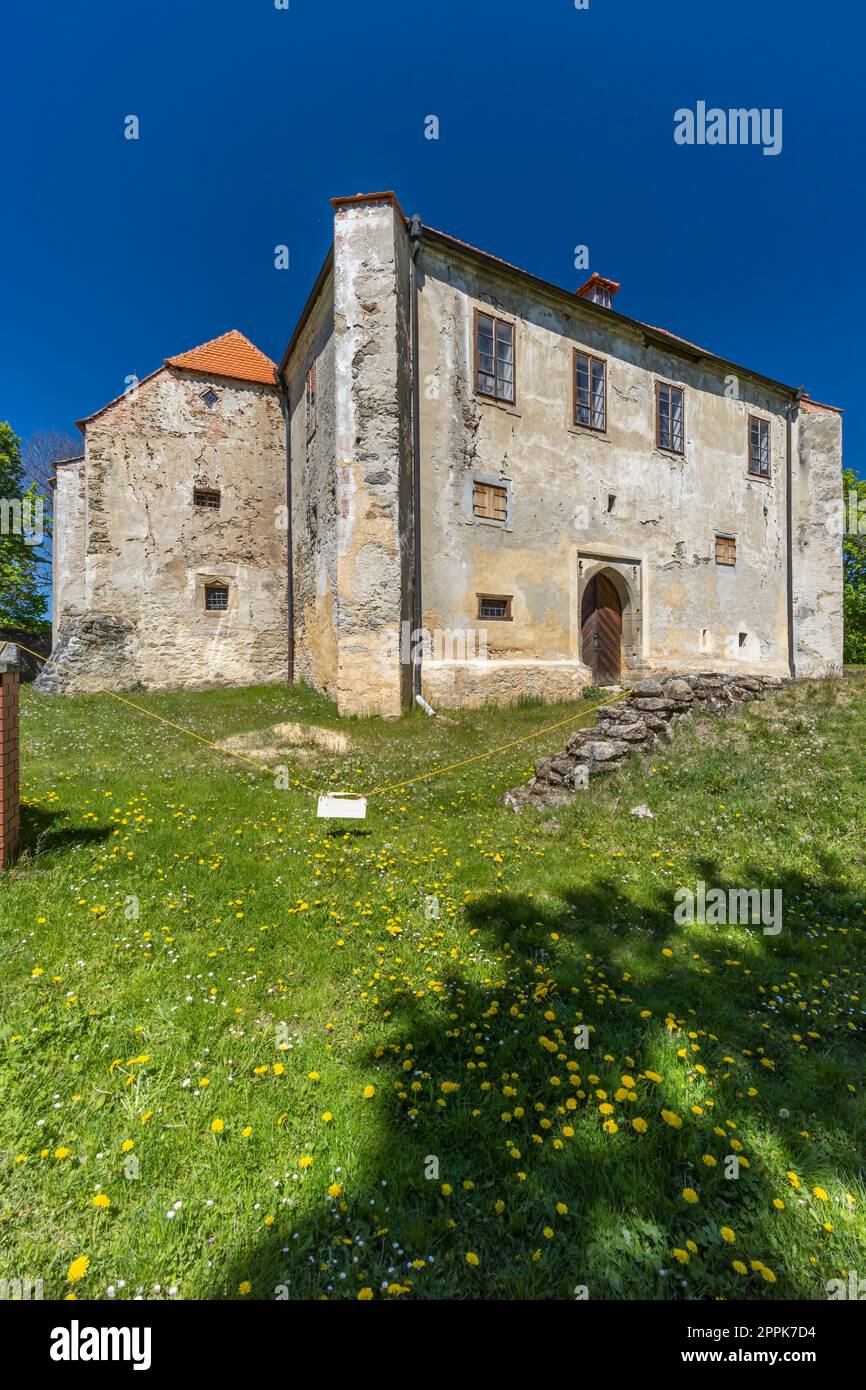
[2,0,861,472]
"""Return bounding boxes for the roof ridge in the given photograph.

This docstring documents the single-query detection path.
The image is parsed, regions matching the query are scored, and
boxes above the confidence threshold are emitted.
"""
[164,328,277,385]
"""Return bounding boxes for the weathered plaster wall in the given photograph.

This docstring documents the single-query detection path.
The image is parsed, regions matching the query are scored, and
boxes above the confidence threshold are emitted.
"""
[52,458,86,642]
[793,407,844,674]
[416,243,800,705]
[332,198,414,717]
[283,271,339,700]
[49,368,286,691]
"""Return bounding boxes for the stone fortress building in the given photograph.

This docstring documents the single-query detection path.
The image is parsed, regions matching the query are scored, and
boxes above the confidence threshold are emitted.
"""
[49,191,844,716]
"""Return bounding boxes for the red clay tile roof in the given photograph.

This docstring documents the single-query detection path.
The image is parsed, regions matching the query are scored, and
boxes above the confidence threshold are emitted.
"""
[165,329,277,385]
[576,271,621,299]
[800,395,843,415]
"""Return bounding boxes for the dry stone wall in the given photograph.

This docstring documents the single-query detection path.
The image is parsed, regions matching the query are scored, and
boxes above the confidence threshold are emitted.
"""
[505,672,786,810]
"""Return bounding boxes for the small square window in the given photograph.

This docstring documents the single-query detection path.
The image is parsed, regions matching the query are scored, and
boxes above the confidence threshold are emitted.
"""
[201,388,219,409]
[194,488,221,510]
[477,593,512,621]
[472,480,508,523]
[204,584,229,612]
[715,534,737,567]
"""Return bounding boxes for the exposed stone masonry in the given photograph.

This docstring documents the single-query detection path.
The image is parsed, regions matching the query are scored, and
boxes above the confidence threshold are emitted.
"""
[505,672,786,810]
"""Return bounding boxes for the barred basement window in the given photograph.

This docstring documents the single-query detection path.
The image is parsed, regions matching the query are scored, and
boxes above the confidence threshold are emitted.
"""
[472,480,508,523]
[656,382,684,454]
[194,488,221,510]
[474,311,515,404]
[204,584,229,612]
[715,534,737,567]
[305,362,317,439]
[477,593,512,621]
[748,415,770,478]
[574,350,606,431]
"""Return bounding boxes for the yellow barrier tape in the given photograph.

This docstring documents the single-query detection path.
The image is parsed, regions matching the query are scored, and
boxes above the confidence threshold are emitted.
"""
[14,639,631,803]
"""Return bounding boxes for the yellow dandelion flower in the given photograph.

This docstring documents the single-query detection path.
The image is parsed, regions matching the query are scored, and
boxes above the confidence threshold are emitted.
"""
[67,1256,90,1283]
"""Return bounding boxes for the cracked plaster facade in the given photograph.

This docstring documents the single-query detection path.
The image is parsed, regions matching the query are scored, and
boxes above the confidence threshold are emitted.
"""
[51,193,843,714]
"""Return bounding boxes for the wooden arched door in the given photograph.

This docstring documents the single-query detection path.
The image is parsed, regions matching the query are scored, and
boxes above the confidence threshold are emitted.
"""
[581,572,622,685]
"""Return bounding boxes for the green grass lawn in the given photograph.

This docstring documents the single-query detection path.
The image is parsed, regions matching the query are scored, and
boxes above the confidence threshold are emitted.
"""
[1,675,864,1301]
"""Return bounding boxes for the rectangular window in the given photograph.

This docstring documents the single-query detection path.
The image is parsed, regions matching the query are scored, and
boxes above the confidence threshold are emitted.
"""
[193,488,221,510]
[472,480,508,523]
[715,534,737,567]
[305,362,317,440]
[477,593,512,621]
[656,382,684,453]
[748,415,770,478]
[475,311,515,404]
[574,351,606,431]
[204,583,229,612]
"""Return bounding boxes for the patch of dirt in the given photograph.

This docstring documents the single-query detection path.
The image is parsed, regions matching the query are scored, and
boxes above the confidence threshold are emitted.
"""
[216,721,350,763]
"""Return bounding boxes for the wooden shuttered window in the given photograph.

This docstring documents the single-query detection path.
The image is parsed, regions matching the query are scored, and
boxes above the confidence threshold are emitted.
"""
[715,534,737,567]
[472,480,508,523]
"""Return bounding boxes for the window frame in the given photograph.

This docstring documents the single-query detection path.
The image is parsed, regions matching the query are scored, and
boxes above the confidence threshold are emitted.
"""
[655,380,685,455]
[305,361,317,441]
[714,532,737,568]
[473,307,517,407]
[193,487,221,511]
[204,582,230,613]
[747,414,771,480]
[572,349,607,433]
[476,592,513,622]
[472,479,509,525]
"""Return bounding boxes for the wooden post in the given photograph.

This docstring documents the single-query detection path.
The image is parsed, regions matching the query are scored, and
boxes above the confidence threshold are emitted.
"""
[0,644,21,870]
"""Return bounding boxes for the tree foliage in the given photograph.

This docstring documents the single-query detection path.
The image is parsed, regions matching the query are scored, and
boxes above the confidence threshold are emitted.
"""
[0,420,50,631]
[843,466,866,665]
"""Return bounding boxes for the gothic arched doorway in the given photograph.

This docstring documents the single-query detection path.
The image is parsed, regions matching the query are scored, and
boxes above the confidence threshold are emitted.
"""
[581,571,622,685]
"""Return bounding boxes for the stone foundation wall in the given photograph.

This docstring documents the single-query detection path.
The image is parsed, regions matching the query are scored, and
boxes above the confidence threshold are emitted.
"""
[422,658,591,709]
[506,671,785,809]
[34,614,137,693]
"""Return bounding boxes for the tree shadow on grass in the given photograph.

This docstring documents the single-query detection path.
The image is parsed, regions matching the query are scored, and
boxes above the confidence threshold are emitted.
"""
[18,802,112,858]
[208,862,864,1301]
